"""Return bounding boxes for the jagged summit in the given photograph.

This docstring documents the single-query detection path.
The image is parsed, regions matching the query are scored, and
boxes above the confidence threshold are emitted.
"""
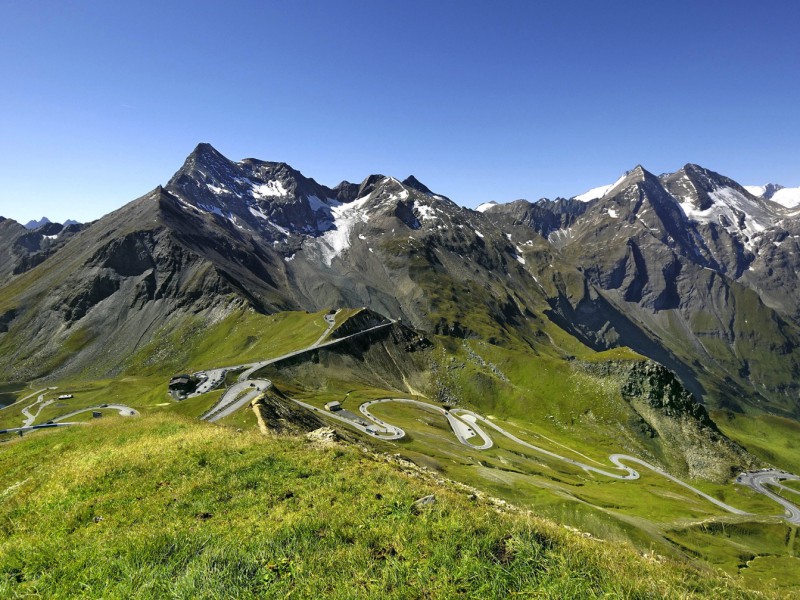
[402,175,433,195]
[572,165,655,202]
[745,183,784,199]
[24,217,52,230]
[475,201,498,212]
[21,216,80,230]
[190,141,226,159]
[618,164,658,188]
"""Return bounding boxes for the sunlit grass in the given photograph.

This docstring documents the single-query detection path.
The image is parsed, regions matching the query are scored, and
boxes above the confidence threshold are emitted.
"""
[0,414,766,599]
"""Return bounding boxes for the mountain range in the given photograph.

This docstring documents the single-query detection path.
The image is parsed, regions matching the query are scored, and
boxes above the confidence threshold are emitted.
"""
[2,143,799,421]
[6,143,800,591]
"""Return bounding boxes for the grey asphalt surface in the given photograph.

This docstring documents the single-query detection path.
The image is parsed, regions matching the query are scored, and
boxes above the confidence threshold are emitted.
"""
[2,401,138,437]
[51,404,139,422]
[0,422,79,435]
[359,398,493,447]
[292,398,404,439]
[22,396,54,427]
[736,470,800,524]
[203,380,272,423]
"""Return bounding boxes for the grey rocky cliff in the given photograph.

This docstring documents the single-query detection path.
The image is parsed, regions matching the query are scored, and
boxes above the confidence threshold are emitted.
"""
[578,359,759,482]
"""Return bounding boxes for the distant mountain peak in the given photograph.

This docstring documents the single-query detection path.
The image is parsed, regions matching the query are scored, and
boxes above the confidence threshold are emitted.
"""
[675,163,734,189]
[354,174,387,199]
[573,166,652,202]
[24,217,52,230]
[627,164,658,183]
[475,201,498,213]
[402,175,433,195]
[744,183,787,201]
[190,142,226,159]
[759,185,800,209]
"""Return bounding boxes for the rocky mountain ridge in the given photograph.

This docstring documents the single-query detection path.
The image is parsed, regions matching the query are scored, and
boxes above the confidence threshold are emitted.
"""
[1,144,799,419]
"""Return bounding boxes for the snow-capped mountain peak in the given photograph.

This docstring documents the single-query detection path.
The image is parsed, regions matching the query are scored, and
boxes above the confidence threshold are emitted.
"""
[744,183,784,200]
[746,183,800,209]
[475,201,498,212]
[167,143,351,239]
[771,187,800,208]
[573,169,642,202]
[574,184,613,202]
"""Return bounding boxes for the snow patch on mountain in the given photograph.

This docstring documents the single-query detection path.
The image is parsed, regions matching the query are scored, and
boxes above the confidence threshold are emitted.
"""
[414,201,437,222]
[741,182,800,208]
[771,187,800,209]
[206,184,229,195]
[250,179,288,199]
[744,183,788,202]
[198,203,225,218]
[678,186,772,249]
[307,195,331,212]
[744,185,770,197]
[573,174,627,202]
[575,185,612,202]
[476,201,498,213]
[548,226,578,250]
[248,206,270,221]
[311,193,374,266]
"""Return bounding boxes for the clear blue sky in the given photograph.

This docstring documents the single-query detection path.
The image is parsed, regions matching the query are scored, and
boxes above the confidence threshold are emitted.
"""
[1,0,798,224]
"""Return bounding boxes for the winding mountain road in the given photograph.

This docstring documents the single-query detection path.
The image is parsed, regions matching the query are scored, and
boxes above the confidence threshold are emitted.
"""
[356,399,755,518]
[0,387,50,412]
[2,388,139,438]
[736,470,800,523]
[51,404,139,422]
[189,315,800,525]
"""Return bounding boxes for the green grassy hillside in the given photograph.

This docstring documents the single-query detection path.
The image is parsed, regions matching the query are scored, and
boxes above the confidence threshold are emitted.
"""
[3,306,800,596]
[0,414,768,599]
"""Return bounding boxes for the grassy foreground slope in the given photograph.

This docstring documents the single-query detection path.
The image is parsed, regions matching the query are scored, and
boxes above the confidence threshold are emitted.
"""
[0,415,763,599]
